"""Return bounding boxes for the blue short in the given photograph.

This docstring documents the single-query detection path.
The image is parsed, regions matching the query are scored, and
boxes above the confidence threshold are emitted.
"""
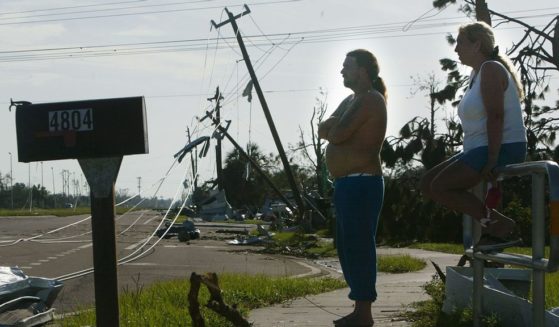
[451,142,527,172]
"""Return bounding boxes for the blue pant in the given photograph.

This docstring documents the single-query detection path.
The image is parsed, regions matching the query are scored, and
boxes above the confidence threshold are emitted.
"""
[334,175,384,301]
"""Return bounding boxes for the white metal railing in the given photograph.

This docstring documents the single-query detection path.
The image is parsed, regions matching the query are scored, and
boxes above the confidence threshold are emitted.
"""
[462,160,559,327]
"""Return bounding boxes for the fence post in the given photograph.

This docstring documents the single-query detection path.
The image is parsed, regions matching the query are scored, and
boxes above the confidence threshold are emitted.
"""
[470,183,484,327]
[532,172,546,327]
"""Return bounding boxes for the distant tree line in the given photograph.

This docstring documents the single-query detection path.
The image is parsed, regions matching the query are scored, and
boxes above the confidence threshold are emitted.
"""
[0,173,172,211]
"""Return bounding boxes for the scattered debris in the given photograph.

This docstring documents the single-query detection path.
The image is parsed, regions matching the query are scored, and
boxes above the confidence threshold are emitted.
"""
[197,189,235,222]
[226,224,274,245]
[156,220,201,242]
[0,266,63,327]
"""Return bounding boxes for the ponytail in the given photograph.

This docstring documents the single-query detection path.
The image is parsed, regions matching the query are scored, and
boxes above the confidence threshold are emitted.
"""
[372,76,388,101]
[491,46,524,100]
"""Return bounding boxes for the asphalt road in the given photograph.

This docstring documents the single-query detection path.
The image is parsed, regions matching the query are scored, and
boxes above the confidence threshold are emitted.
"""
[0,211,316,314]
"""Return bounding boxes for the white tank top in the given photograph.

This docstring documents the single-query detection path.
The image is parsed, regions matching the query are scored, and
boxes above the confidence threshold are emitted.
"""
[457,61,527,151]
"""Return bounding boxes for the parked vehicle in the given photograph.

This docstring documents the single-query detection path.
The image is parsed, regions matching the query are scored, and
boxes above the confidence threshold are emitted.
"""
[155,220,201,242]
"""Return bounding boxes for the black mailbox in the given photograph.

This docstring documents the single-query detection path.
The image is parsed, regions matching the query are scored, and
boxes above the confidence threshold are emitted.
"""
[15,96,148,162]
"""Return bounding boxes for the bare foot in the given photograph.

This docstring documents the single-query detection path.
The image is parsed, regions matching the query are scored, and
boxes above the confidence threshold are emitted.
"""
[334,313,374,326]
[333,312,356,325]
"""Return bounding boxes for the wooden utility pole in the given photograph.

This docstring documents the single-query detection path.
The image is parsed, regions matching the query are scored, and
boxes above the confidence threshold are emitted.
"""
[209,87,224,190]
[211,6,306,219]
[186,127,198,189]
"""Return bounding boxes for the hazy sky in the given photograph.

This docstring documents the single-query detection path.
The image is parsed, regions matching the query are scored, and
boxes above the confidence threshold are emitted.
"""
[0,0,557,202]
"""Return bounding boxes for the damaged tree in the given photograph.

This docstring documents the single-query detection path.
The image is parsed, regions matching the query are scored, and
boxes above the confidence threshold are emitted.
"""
[293,90,330,198]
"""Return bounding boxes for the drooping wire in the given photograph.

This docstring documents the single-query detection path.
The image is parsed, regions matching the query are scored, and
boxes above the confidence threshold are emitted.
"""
[259,34,302,81]
[403,3,450,32]
[0,157,180,247]
[56,158,193,281]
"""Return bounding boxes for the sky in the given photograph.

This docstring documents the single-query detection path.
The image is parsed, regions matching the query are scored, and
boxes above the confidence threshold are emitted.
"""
[0,0,558,203]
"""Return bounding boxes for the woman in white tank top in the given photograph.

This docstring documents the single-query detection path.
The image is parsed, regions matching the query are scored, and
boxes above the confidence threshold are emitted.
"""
[419,21,527,251]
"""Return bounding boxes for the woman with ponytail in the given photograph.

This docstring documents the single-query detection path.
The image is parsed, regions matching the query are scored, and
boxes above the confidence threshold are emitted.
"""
[420,21,527,251]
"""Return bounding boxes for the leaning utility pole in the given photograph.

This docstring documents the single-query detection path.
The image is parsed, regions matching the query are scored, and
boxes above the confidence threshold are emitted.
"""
[212,87,224,190]
[186,127,198,189]
[211,5,306,220]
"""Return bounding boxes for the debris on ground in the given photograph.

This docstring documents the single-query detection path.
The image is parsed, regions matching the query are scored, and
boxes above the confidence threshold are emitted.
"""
[0,266,63,327]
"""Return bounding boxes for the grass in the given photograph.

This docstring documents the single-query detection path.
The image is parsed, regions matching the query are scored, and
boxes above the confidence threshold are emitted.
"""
[0,207,136,217]
[378,254,426,273]
[546,273,559,309]
[408,242,559,310]
[409,242,553,258]
[266,232,428,274]
[55,273,346,327]
[408,242,465,255]
[404,277,503,327]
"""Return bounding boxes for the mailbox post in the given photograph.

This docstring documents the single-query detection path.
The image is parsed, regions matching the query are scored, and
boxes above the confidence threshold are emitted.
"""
[14,96,148,327]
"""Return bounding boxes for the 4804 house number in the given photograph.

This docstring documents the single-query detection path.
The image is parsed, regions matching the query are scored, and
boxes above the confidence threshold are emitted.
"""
[48,108,93,132]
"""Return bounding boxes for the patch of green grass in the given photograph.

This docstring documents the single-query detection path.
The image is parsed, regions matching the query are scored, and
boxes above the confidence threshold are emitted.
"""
[404,277,503,327]
[315,228,333,238]
[546,272,559,308]
[263,233,428,274]
[306,240,337,257]
[272,231,298,243]
[409,243,553,258]
[55,273,346,327]
[408,242,465,255]
[0,207,90,217]
[378,254,426,273]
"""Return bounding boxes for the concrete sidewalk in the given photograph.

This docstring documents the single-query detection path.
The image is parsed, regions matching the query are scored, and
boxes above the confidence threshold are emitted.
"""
[249,247,463,327]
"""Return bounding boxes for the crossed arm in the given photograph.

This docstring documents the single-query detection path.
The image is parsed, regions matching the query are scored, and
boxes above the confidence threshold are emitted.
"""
[318,94,382,144]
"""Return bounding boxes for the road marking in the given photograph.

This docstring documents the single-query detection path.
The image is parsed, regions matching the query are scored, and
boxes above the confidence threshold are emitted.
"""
[123,262,194,268]
[125,238,150,250]
[123,262,157,266]
[144,216,160,224]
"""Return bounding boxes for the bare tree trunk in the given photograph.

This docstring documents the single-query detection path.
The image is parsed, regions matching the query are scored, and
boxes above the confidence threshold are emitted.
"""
[188,272,251,327]
[475,0,491,25]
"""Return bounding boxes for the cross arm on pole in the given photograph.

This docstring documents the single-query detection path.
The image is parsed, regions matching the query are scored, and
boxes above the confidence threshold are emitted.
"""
[211,5,251,29]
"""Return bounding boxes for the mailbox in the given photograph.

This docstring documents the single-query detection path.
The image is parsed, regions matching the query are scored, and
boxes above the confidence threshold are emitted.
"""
[15,96,148,162]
